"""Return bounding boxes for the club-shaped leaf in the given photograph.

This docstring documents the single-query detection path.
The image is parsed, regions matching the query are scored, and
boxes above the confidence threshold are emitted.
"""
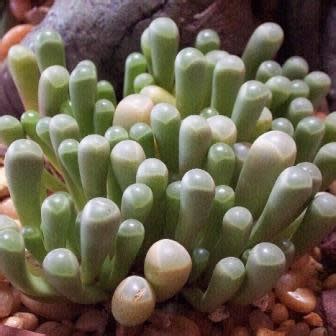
[242,23,284,80]
[35,30,66,71]
[94,99,115,136]
[282,56,309,80]
[232,242,286,305]
[211,55,245,116]
[256,60,282,83]
[235,131,296,218]
[145,239,191,302]
[150,103,180,173]
[78,135,110,199]
[175,169,215,250]
[123,52,147,97]
[248,166,313,246]
[195,29,220,54]
[314,142,336,190]
[175,48,207,117]
[8,45,39,110]
[0,115,24,146]
[231,81,270,142]
[294,116,325,163]
[149,17,179,92]
[69,63,97,137]
[293,192,336,255]
[179,115,212,176]
[38,65,69,117]
[80,198,121,284]
[111,140,146,192]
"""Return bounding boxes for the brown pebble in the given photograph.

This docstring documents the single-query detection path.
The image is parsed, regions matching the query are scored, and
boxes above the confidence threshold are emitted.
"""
[186,310,214,336]
[312,247,322,262]
[142,314,201,336]
[277,287,316,314]
[209,325,222,336]
[228,304,252,325]
[149,310,174,329]
[323,273,336,290]
[275,271,317,313]
[0,198,18,219]
[36,321,73,336]
[231,326,251,336]
[61,320,74,328]
[249,310,273,332]
[0,285,14,318]
[303,312,323,327]
[75,309,108,334]
[309,327,328,336]
[277,319,296,332]
[20,293,82,321]
[11,288,22,314]
[256,328,285,336]
[287,322,310,336]
[222,316,235,336]
[306,277,322,292]
[14,312,38,331]
[0,167,9,199]
[208,305,230,322]
[321,289,336,331]
[329,180,336,195]
[253,292,276,312]
[291,255,323,276]
[24,6,49,25]
[2,316,24,329]
[116,324,143,336]
[271,304,288,325]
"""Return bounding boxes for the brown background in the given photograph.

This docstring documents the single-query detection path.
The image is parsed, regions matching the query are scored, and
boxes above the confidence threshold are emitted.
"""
[0,0,335,114]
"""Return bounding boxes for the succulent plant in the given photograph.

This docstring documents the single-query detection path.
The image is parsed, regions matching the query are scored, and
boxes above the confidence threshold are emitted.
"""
[0,18,335,327]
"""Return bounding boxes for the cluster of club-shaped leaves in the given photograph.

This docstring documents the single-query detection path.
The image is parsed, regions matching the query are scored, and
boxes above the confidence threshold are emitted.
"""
[0,18,336,327]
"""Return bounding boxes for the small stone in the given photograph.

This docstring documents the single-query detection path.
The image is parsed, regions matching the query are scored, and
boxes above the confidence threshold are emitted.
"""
[0,284,14,318]
[253,292,275,312]
[2,316,24,329]
[304,312,323,327]
[20,293,82,321]
[0,167,9,199]
[287,322,310,336]
[323,274,336,290]
[208,305,230,322]
[277,319,295,332]
[321,290,336,331]
[116,324,143,336]
[249,310,274,332]
[271,304,289,325]
[142,315,201,336]
[185,310,213,336]
[36,321,72,336]
[75,309,108,335]
[231,326,251,336]
[309,327,328,336]
[222,316,235,336]
[256,328,285,336]
[14,312,38,331]
[277,285,316,314]
[329,180,336,196]
[0,198,18,219]
[312,247,322,262]
[10,288,22,314]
